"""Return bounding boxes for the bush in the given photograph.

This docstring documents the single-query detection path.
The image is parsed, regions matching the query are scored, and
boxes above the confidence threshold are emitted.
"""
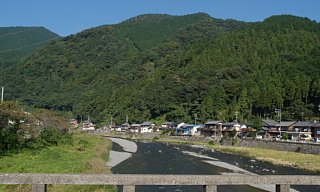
[161,129,176,136]
[152,136,159,142]
[282,133,289,140]
[208,140,215,146]
[37,127,72,147]
[232,138,239,146]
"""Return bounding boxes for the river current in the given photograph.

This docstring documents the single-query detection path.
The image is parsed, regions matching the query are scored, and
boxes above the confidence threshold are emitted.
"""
[110,139,319,192]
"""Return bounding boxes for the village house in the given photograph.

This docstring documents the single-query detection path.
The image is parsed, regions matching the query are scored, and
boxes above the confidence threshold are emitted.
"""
[161,121,179,129]
[262,119,278,132]
[69,119,78,128]
[288,121,314,140]
[260,119,278,138]
[191,124,204,136]
[240,123,256,138]
[276,121,296,132]
[117,123,130,132]
[111,124,128,132]
[140,126,152,133]
[82,120,95,131]
[128,123,141,133]
[273,121,296,138]
[199,120,223,137]
[140,121,157,133]
[221,122,241,136]
[176,123,193,136]
[264,121,293,138]
[311,122,320,138]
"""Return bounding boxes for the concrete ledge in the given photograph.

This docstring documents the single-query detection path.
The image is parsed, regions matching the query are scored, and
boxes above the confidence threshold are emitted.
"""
[0,174,320,186]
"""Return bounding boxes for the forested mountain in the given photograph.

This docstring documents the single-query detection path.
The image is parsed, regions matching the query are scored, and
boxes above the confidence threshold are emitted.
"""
[0,27,59,64]
[2,13,320,125]
[0,26,60,79]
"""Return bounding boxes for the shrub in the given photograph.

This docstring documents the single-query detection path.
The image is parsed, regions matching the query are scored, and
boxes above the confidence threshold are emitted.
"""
[232,138,239,146]
[37,127,72,146]
[152,136,159,142]
[282,133,289,140]
[208,140,215,145]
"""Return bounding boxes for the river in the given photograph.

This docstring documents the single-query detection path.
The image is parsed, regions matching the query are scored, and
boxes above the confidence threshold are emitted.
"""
[108,138,320,192]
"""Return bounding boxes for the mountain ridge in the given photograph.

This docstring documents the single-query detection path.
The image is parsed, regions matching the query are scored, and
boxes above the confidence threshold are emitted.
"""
[2,13,320,124]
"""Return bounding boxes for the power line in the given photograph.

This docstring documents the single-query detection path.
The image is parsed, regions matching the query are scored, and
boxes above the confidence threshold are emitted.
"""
[0,37,60,54]
[0,28,35,39]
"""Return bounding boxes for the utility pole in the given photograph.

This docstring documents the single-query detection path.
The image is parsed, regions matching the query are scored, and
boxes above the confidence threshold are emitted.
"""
[110,117,113,127]
[1,87,3,103]
[126,115,128,124]
[194,114,197,125]
[318,104,320,121]
[280,109,282,138]
[235,111,239,123]
[275,108,281,138]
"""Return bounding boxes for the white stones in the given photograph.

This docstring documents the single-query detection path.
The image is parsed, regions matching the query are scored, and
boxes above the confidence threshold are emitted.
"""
[107,137,138,167]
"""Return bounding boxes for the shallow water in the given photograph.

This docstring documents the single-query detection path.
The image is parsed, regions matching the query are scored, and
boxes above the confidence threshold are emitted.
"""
[111,141,320,192]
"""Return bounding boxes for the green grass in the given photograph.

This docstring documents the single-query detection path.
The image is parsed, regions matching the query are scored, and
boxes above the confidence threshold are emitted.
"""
[210,145,320,173]
[0,133,116,192]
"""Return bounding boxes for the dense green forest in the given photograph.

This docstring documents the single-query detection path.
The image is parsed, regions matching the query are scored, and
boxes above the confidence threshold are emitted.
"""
[0,26,59,79]
[1,13,320,125]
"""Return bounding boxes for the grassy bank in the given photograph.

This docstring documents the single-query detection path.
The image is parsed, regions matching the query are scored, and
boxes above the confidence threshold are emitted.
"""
[0,132,116,192]
[209,145,320,173]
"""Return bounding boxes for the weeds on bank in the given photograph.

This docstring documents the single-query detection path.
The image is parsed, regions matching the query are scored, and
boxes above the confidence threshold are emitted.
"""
[209,145,320,173]
[0,133,116,192]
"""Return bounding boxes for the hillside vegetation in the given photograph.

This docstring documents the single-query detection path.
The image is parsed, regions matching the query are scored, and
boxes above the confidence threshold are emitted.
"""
[0,26,59,65]
[2,13,320,125]
[0,26,59,86]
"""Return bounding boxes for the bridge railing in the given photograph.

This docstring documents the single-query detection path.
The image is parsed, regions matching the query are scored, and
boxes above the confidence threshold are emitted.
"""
[1,173,320,192]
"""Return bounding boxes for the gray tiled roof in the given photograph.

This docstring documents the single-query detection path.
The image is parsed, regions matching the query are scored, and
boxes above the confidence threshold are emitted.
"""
[223,122,240,126]
[293,121,317,127]
[262,119,278,126]
[205,120,223,125]
[141,121,154,126]
[312,122,320,127]
[131,124,141,127]
[276,121,296,127]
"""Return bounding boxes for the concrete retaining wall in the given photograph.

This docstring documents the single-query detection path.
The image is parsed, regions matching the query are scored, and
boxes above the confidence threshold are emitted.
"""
[234,139,320,155]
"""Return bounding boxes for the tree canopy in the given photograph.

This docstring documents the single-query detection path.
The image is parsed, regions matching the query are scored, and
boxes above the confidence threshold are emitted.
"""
[1,13,320,125]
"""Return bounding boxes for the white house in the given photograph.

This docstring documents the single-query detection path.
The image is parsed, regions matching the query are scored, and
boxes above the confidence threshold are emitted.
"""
[82,120,95,131]
[140,126,153,133]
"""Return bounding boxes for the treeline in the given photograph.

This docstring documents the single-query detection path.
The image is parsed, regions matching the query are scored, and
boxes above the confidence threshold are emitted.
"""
[2,14,320,125]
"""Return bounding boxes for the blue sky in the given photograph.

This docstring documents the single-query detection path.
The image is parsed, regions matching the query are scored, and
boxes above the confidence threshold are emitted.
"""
[1,0,320,36]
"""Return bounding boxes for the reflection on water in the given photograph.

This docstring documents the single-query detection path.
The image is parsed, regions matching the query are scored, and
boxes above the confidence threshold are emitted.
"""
[111,141,320,192]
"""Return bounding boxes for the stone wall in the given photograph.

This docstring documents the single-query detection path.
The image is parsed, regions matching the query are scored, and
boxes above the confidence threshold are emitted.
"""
[234,139,320,155]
